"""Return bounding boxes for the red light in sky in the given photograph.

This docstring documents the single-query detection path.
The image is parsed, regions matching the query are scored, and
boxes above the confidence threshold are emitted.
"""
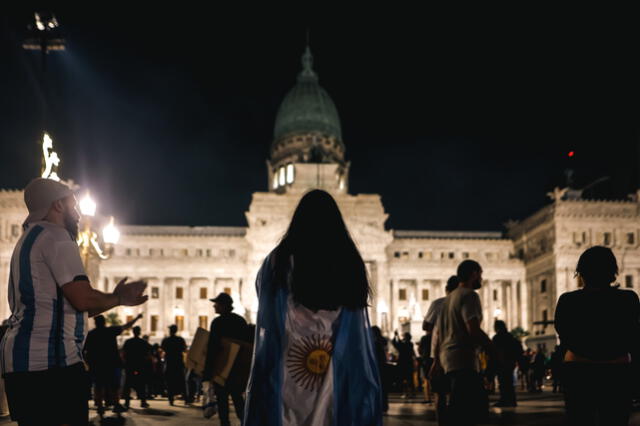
[568,151,575,157]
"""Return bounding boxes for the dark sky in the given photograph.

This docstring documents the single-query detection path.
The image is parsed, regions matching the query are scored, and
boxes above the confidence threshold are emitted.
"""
[2,8,639,231]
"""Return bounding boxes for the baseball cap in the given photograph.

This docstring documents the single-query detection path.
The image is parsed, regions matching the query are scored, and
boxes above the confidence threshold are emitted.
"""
[209,292,233,306]
[23,178,74,227]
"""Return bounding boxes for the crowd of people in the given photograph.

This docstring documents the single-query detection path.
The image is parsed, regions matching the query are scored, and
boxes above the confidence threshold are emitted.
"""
[0,179,638,426]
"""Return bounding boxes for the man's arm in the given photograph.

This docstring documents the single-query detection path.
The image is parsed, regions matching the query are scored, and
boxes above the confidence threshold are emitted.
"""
[121,313,143,330]
[62,277,148,317]
[465,317,492,348]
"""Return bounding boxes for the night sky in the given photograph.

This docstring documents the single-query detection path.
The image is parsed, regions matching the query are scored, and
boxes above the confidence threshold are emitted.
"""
[2,9,639,232]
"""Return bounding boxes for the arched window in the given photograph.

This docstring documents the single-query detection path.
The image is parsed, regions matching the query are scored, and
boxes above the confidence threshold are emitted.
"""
[273,171,279,189]
[278,167,286,186]
[286,164,295,184]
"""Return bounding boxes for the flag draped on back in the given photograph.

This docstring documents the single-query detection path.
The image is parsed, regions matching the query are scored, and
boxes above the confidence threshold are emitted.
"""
[243,253,383,426]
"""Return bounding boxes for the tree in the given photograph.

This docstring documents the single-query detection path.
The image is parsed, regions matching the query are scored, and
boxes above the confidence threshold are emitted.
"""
[105,312,122,326]
[510,326,529,341]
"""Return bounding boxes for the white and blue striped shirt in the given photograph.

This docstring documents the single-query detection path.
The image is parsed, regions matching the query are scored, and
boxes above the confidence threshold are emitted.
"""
[1,221,88,373]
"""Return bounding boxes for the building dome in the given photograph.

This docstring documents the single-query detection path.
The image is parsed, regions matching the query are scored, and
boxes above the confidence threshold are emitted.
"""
[270,47,345,167]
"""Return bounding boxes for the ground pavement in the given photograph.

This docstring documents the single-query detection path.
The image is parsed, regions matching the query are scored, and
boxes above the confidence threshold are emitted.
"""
[2,390,640,425]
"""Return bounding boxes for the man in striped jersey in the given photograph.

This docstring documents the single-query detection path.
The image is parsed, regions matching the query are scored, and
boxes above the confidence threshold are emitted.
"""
[0,178,148,425]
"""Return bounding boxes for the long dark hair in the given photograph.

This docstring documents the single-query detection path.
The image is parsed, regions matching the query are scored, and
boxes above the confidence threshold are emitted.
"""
[272,189,370,311]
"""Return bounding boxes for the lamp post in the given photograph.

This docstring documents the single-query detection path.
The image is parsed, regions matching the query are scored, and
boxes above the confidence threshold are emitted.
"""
[77,192,120,277]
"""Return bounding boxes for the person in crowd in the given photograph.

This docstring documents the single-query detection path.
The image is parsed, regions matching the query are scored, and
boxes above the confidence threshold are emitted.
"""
[418,330,432,403]
[431,260,492,426]
[202,292,250,426]
[392,331,416,399]
[161,325,187,405]
[555,246,640,426]
[122,325,152,409]
[149,343,165,398]
[0,178,147,425]
[244,189,382,425]
[84,313,142,416]
[518,348,532,391]
[492,320,523,407]
[549,345,564,393]
[425,275,459,425]
[531,349,546,392]
[371,326,389,413]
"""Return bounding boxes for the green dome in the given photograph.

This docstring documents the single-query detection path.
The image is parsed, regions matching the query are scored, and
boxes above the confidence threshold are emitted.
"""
[273,47,342,143]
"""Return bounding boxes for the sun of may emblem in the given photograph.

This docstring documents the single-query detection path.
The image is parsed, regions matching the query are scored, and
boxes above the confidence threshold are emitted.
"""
[287,334,333,391]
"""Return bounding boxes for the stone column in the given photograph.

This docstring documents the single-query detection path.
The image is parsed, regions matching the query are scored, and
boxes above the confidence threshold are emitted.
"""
[521,279,530,335]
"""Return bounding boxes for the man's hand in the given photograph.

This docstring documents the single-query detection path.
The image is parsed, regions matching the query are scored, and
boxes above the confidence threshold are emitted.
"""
[114,277,148,306]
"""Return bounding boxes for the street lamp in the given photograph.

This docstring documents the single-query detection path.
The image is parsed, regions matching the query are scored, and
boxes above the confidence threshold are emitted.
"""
[77,192,120,269]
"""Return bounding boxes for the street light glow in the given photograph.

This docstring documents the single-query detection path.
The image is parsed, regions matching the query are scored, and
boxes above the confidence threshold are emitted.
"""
[102,216,120,244]
[79,192,97,216]
[494,307,503,317]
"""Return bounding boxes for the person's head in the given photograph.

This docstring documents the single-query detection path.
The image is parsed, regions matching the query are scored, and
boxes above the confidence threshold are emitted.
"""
[445,275,460,293]
[94,315,106,328]
[132,326,141,337]
[457,260,483,289]
[575,246,618,288]
[209,292,233,314]
[23,178,80,239]
[272,189,370,311]
[494,319,507,334]
[403,332,412,342]
[168,325,177,336]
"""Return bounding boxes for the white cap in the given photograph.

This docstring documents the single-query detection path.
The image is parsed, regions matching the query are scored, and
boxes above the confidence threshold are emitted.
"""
[23,178,74,227]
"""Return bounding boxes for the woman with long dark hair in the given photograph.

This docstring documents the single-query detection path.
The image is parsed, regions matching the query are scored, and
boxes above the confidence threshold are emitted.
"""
[244,189,382,426]
[555,246,640,426]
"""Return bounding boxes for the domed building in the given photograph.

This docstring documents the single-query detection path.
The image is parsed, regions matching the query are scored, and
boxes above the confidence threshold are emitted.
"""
[1,47,639,353]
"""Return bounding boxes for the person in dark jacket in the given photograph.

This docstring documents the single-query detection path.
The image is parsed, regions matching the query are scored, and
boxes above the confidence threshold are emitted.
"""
[203,292,249,426]
[371,326,389,413]
[161,325,187,405]
[122,326,152,408]
[392,331,415,398]
[492,320,523,407]
[555,246,640,426]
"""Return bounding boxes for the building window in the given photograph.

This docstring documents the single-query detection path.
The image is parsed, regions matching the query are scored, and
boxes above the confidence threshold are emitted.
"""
[394,251,400,258]
[422,289,429,301]
[286,164,295,184]
[126,248,132,256]
[223,287,232,295]
[150,315,159,336]
[272,172,278,189]
[402,251,409,259]
[175,316,184,332]
[399,289,407,301]
[540,279,547,293]
[124,316,133,335]
[486,252,494,261]
[448,252,454,259]
[199,288,208,299]
[462,252,469,259]
[626,275,633,288]
[604,232,612,246]
[176,287,184,299]
[199,315,209,329]
[627,233,635,245]
[418,251,424,259]
[206,249,212,257]
[151,287,159,299]
[196,249,203,257]
[493,289,498,301]
[278,167,286,186]
[11,224,20,238]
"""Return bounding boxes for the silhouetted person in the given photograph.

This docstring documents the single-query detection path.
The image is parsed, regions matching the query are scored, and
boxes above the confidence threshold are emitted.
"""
[84,313,142,416]
[202,292,249,426]
[371,326,390,413]
[161,325,186,405]
[492,320,522,407]
[549,345,564,393]
[244,189,382,425]
[432,260,492,426]
[392,331,416,398]
[531,349,546,392]
[518,348,532,391]
[555,246,640,426]
[122,325,152,408]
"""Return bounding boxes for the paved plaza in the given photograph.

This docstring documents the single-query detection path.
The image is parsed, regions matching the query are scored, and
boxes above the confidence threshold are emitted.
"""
[3,390,640,425]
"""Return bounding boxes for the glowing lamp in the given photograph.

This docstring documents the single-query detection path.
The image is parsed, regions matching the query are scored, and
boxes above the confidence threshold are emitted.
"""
[568,151,575,157]
[494,307,503,318]
[79,193,96,217]
[102,216,120,245]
